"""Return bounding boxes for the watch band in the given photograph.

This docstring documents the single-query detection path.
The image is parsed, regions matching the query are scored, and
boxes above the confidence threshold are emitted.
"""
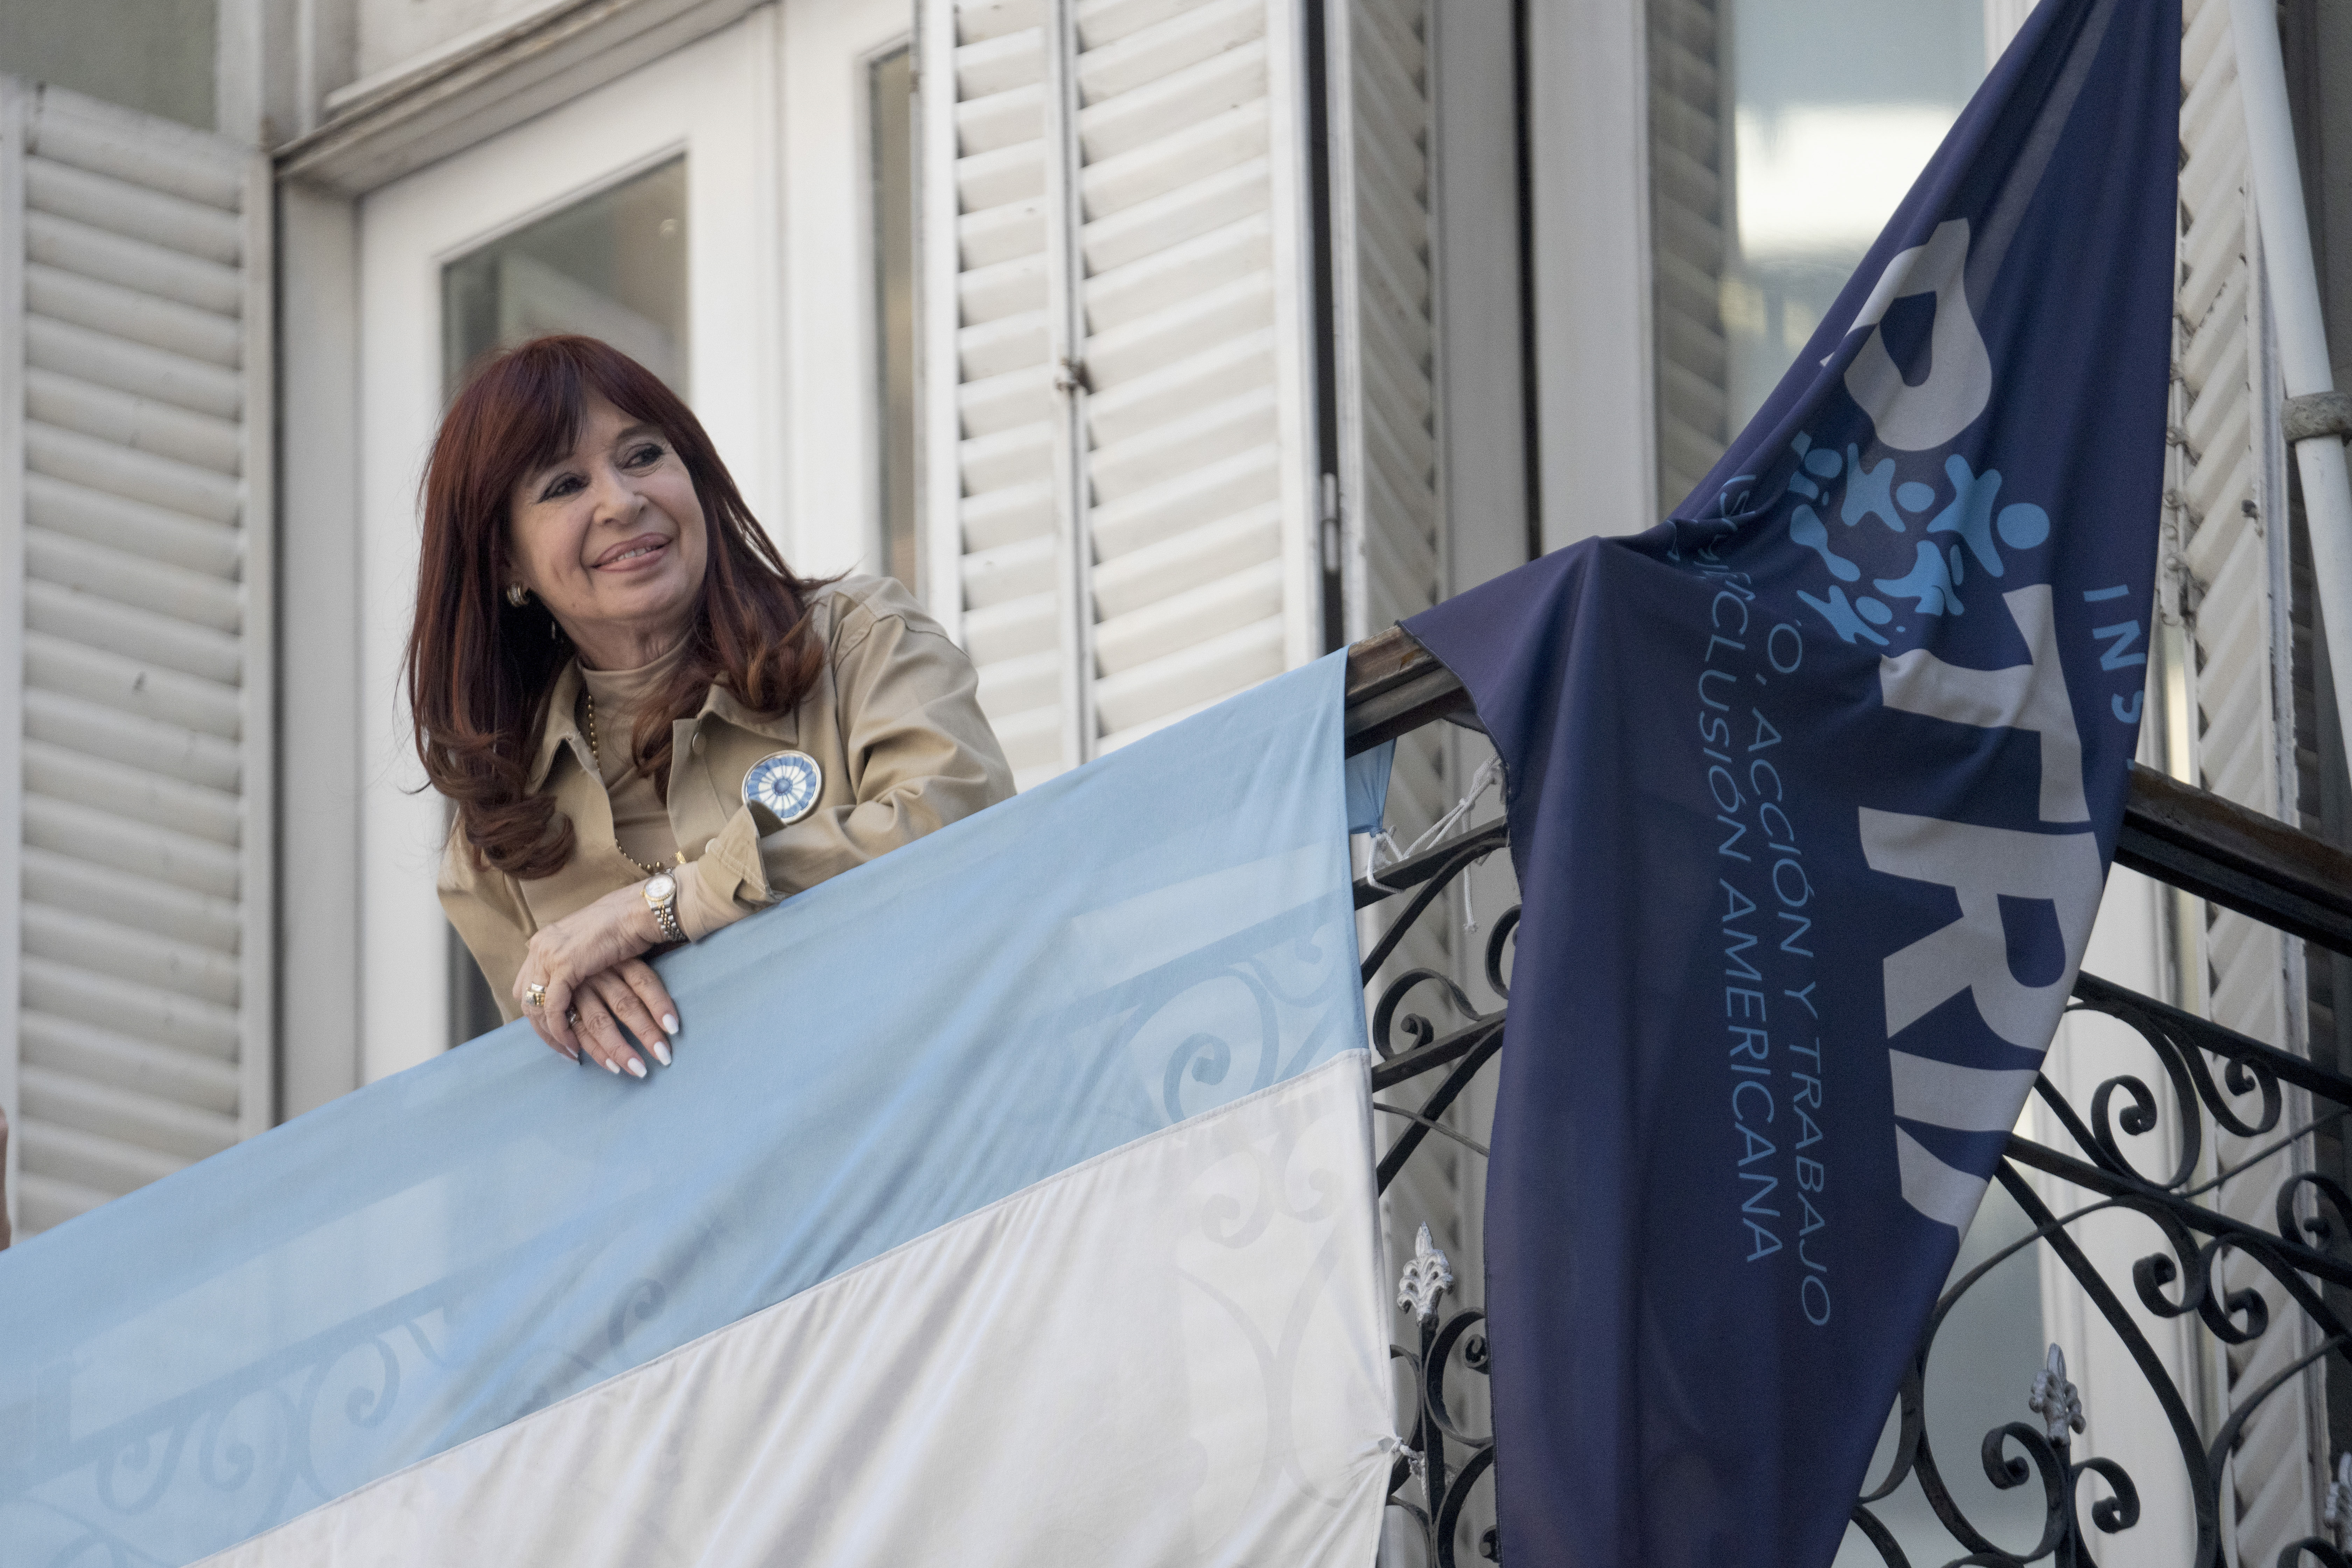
[644,875,684,943]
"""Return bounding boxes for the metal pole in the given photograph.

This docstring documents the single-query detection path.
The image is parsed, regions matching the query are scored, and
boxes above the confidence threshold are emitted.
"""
[1042,0,1095,773]
[2231,0,2352,780]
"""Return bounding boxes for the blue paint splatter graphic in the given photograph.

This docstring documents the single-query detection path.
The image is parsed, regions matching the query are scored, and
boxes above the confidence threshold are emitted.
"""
[1997,503,2050,550]
[1797,585,1890,645]
[1927,454,2007,576]
[1841,447,1904,532]
[1875,541,1966,616]
[1791,507,1860,581]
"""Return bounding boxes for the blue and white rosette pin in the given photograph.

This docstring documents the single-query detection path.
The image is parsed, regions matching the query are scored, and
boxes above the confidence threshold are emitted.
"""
[743,750,823,826]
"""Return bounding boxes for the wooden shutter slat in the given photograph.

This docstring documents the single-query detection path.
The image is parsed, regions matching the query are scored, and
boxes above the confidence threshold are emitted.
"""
[23,159,241,265]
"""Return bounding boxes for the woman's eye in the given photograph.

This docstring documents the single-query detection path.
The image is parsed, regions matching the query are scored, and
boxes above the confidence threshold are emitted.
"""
[538,474,584,501]
[625,443,665,468]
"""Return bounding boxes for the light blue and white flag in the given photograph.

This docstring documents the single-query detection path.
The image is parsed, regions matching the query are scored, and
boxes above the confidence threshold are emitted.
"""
[0,655,1394,1567]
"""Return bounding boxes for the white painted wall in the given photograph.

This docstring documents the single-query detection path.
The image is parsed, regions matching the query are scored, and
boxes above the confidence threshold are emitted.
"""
[279,179,366,1115]
[1431,0,1533,593]
[353,0,564,81]
[1526,0,1656,555]
[776,0,911,581]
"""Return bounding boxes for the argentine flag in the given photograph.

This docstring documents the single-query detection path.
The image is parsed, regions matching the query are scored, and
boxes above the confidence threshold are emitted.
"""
[0,657,1396,1566]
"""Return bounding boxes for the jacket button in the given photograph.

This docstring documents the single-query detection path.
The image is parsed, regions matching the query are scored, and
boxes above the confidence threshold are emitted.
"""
[691,733,706,755]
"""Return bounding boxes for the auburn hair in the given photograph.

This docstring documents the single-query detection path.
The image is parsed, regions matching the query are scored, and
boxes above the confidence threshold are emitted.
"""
[405,335,830,879]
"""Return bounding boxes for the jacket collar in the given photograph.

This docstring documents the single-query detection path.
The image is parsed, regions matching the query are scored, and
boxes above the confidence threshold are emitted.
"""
[699,681,799,746]
[527,663,589,794]
[525,661,799,792]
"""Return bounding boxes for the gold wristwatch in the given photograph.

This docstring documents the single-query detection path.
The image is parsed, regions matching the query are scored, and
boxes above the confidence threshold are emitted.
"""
[643,873,683,943]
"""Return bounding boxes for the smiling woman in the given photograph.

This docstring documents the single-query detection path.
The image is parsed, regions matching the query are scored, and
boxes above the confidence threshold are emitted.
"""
[404,336,1014,1075]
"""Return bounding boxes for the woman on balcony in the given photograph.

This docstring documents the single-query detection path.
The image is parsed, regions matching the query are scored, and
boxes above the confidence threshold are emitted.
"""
[408,335,1012,1077]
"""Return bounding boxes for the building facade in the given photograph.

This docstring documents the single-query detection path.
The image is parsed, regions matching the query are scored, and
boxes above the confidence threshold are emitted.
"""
[2,0,2351,1562]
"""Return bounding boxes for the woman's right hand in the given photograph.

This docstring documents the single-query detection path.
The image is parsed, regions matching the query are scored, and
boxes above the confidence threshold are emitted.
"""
[512,882,680,1075]
[561,957,680,1077]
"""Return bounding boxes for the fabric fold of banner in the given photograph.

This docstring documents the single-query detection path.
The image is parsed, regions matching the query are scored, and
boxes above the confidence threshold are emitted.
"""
[0,654,1394,1568]
[1404,3,2179,1564]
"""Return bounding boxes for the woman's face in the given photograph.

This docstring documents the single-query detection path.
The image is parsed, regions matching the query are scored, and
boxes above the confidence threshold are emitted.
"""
[507,394,710,670]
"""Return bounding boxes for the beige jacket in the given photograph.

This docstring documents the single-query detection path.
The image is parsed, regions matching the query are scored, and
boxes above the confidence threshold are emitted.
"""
[441,574,1014,1021]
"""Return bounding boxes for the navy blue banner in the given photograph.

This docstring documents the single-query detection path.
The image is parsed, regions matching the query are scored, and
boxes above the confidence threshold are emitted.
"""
[1405,2,2179,1563]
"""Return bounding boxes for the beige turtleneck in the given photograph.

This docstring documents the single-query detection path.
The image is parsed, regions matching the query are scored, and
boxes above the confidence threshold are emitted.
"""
[576,643,736,940]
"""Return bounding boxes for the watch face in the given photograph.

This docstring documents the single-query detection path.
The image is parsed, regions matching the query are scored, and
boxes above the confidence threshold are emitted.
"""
[743,750,823,825]
[645,874,676,901]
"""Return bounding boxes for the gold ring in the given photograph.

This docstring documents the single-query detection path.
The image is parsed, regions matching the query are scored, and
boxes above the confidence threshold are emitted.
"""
[526,982,548,1010]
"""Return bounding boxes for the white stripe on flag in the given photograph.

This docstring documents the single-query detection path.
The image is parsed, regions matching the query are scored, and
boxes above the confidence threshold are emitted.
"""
[197,1054,1396,1568]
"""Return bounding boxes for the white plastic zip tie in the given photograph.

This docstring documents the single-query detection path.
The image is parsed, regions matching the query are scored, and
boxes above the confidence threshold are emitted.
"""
[1365,755,1504,891]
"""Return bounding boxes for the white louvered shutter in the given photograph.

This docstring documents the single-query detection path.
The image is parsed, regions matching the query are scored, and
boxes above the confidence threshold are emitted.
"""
[920,0,1333,791]
[922,0,1066,785]
[2161,0,2324,1550]
[0,83,273,1241]
[1646,0,1730,520]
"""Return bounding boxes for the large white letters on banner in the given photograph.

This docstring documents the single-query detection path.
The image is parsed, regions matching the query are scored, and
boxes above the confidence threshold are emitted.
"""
[1864,584,2105,1226]
[1842,220,1994,451]
[1858,810,2101,1044]
[1878,586,2088,824]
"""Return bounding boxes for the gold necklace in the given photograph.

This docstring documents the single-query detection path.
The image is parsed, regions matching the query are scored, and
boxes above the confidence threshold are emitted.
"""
[582,690,685,878]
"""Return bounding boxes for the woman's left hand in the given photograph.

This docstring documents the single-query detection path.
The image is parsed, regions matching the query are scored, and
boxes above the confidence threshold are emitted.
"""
[512,883,679,1074]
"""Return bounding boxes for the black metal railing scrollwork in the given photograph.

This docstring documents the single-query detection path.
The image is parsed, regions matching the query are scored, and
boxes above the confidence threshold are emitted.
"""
[1388,1224,1498,1568]
[1354,803,1510,1567]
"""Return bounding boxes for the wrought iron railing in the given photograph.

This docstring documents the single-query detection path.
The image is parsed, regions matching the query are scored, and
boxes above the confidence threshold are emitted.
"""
[1341,629,2352,1568]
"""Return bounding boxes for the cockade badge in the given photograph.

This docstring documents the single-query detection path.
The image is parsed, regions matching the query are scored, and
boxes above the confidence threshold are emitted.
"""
[744,750,824,826]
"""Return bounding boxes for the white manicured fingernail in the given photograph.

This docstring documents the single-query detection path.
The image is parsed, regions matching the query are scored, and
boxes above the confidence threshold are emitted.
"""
[662,1014,679,1035]
[603,1056,621,1075]
[652,1041,672,1067]
[625,1057,647,1079]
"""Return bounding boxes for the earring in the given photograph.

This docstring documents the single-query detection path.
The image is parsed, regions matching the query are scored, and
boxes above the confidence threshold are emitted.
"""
[505,583,528,608]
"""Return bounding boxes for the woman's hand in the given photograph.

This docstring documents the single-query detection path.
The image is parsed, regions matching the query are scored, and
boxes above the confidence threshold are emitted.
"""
[513,883,681,1076]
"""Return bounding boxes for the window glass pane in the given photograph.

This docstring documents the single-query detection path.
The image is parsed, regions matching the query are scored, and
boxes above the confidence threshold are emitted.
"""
[1649,0,1986,514]
[872,47,919,592]
[442,157,691,401]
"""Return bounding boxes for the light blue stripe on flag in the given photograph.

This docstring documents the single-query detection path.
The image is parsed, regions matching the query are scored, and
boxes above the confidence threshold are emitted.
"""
[1345,738,1394,834]
[0,652,1366,1567]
